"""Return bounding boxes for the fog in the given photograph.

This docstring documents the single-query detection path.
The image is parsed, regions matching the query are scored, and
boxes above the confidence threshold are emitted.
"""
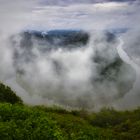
[0,0,140,110]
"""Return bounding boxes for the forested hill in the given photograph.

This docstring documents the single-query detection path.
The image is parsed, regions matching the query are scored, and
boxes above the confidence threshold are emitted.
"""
[0,82,140,140]
[0,83,23,104]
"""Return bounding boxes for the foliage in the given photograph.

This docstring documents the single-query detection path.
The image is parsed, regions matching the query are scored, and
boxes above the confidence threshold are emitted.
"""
[0,83,140,139]
[0,103,140,139]
[0,103,64,140]
[0,83,23,104]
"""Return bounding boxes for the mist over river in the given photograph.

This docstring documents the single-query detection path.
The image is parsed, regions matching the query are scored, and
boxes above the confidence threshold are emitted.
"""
[0,0,140,110]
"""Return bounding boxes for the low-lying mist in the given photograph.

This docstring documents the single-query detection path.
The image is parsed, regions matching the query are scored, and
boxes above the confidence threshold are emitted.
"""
[0,0,140,110]
[0,29,136,110]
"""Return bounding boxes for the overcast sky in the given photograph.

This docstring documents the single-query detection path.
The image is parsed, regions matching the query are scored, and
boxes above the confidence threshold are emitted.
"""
[0,0,139,31]
[31,0,139,30]
[40,0,138,5]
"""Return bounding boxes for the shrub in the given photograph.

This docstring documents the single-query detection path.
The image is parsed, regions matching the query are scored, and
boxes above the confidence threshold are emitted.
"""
[0,103,65,140]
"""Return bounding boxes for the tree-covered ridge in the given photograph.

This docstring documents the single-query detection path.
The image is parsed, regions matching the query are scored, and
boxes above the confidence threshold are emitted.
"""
[0,82,23,104]
[0,82,140,140]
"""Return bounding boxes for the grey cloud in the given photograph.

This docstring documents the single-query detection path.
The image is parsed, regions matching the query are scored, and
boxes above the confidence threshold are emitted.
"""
[40,0,137,6]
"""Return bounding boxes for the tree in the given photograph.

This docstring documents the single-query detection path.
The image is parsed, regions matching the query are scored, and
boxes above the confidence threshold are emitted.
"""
[0,82,23,104]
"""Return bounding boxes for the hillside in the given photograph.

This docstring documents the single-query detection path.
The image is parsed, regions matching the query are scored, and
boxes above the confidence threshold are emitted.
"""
[0,83,140,140]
